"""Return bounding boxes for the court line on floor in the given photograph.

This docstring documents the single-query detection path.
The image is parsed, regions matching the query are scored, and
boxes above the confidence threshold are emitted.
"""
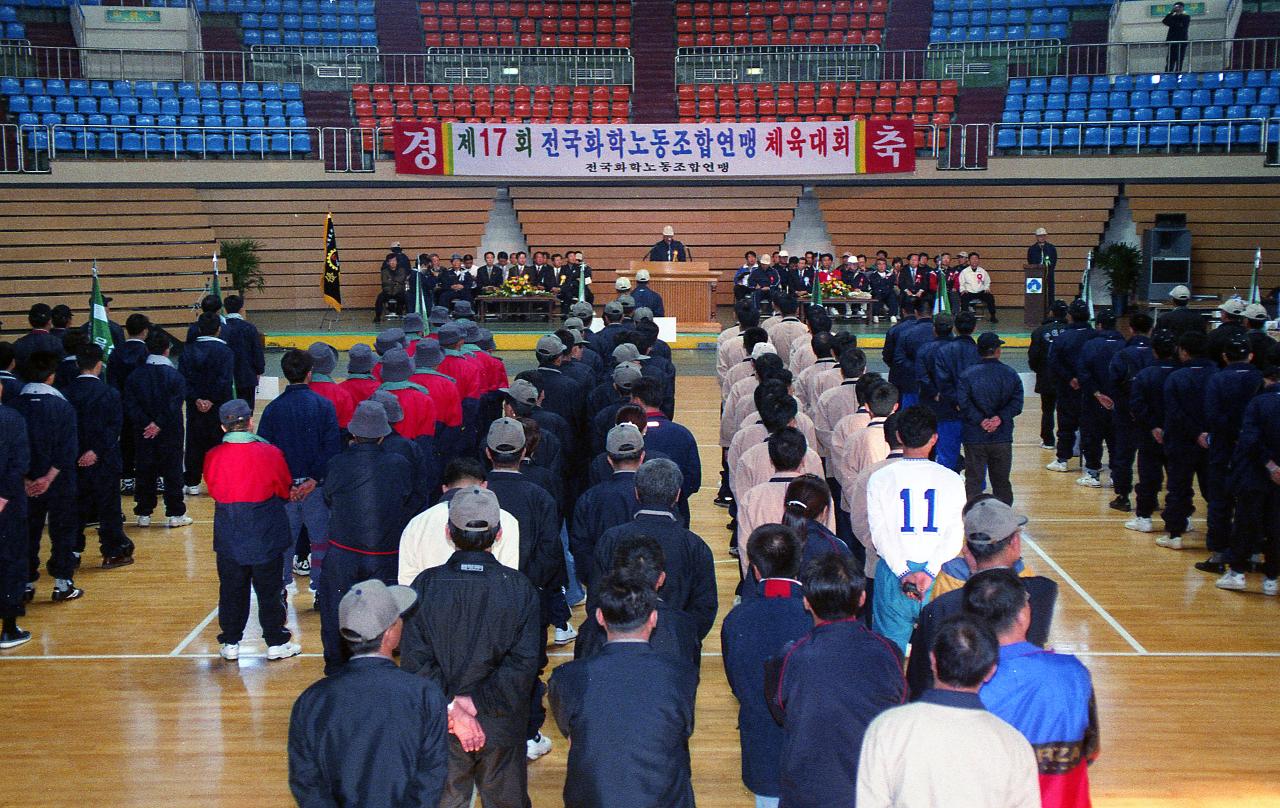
[169,606,220,656]
[1020,533,1149,655]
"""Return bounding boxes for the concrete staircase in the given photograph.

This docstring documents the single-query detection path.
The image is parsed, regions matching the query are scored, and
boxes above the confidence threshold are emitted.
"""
[882,0,932,52]
[301,89,357,169]
[375,0,427,78]
[200,25,246,82]
[630,0,676,122]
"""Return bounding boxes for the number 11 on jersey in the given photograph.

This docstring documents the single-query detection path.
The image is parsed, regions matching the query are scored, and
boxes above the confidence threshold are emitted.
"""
[899,488,938,533]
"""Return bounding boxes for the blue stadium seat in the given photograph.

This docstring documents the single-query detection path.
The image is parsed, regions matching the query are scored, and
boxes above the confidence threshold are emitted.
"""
[76,97,97,114]
[1168,124,1190,146]
[243,29,262,45]
[53,96,74,114]
[121,132,143,153]
[1062,126,1081,147]
[1108,91,1128,108]
[1202,104,1224,119]
[1109,107,1131,121]
[1155,106,1176,121]
[1023,94,1044,111]
[321,31,339,46]
[1222,71,1243,88]
[1027,23,1047,38]
[220,83,241,100]
[1132,107,1154,121]
[1007,78,1027,95]
[73,130,97,152]
[1030,7,1049,23]
[1123,126,1143,146]
[1213,124,1232,144]
[243,99,263,117]
[177,81,197,98]
[109,113,130,127]
[31,95,52,114]
[358,14,375,29]
[1048,76,1068,94]
[143,132,163,152]
[303,30,323,46]
[929,26,946,41]
[359,31,377,46]
[264,100,283,117]
[1260,87,1280,105]
[1236,87,1257,106]
[262,30,282,46]
[46,79,67,97]
[22,78,43,96]
[282,83,301,101]
[246,115,266,128]
[339,31,358,46]
[206,133,227,153]
[204,114,224,128]
[996,126,1018,149]
[1000,110,1020,123]
[1150,89,1170,106]
[1022,110,1042,123]
[1130,89,1149,107]
[1005,94,1024,111]
[1050,6,1069,22]
[1047,23,1067,38]
[287,115,306,128]
[261,83,281,99]
[135,114,155,127]
[1112,75,1133,91]
[1,77,21,96]
[1043,109,1064,123]
[8,96,29,113]
[157,114,178,127]
[1148,125,1169,147]
[1021,128,1040,148]
[224,114,245,128]
[266,114,286,129]
[1083,126,1106,147]
[68,79,88,96]
[1247,104,1270,119]
[155,82,176,97]
[1225,104,1246,119]
[1027,77,1048,94]
[1045,93,1065,109]
[52,129,73,153]
[162,97,182,115]
[201,99,220,116]
[64,112,85,127]
[1170,89,1190,107]
[291,132,310,153]
[283,31,302,46]
[164,133,183,153]
[284,100,303,116]
[1179,106,1201,119]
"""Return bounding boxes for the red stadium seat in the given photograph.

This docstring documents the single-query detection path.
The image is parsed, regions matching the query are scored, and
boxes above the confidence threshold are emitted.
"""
[835,97,854,115]
[352,84,371,100]
[863,29,880,44]
[873,97,892,114]
[894,97,913,115]
[759,98,777,116]
[414,100,433,116]
[679,100,696,116]
[877,81,896,97]
[815,97,834,114]
[678,33,695,45]
[857,81,876,96]
[371,84,391,100]
[797,98,815,115]
[914,96,934,114]
[936,96,955,113]
[776,98,795,115]
[796,82,815,97]
[777,83,795,99]
[940,80,958,96]
[739,98,757,115]
[698,99,716,117]
[719,98,737,117]
[374,99,393,116]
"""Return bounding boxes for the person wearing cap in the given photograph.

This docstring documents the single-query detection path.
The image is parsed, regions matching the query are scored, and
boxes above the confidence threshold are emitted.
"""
[858,615,1041,808]
[202,399,300,661]
[317,400,416,673]
[1029,300,1071,450]
[339,343,380,403]
[1243,302,1275,373]
[410,338,464,459]
[631,321,677,416]
[646,225,690,262]
[218,294,264,413]
[257,348,343,589]
[571,422,645,577]
[401,312,426,355]
[1045,300,1097,473]
[435,254,474,314]
[1217,342,1280,594]
[1208,297,1250,369]
[631,377,701,527]
[499,377,568,475]
[906,498,1057,698]
[962,569,1099,808]
[1074,309,1125,490]
[551,328,592,389]
[368,389,437,516]
[180,312,236,496]
[1157,285,1206,338]
[453,299,478,322]
[303,342,355,429]
[550,566,699,808]
[436,322,485,450]
[1028,227,1058,295]
[556,251,593,315]
[1124,330,1181,535]
[748,256,782,312]
[378,347,438,444]
[531,333,587,434]
[588,403,673,485]
[400,484,542,808]
[587,364,645,453]
[623,267,665,318]
[564,317,605,382]
[1156,330,1217,551]
[957,334,1024,505]
[124,330,190,530]
[375,252,409,324]
[587,300,627,361]
[1103,312,1156,512]
[289,578,448,808]
[463,319,510,392]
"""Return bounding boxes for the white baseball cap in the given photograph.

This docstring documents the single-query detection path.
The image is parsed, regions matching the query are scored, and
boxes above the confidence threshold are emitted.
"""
[636,269,650,282]
[662,225,675,237]
[1034,227,1048,236]
[1169,285,1191,301]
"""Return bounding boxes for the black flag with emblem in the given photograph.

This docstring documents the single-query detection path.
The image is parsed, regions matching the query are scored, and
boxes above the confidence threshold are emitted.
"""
[323,212,342,311]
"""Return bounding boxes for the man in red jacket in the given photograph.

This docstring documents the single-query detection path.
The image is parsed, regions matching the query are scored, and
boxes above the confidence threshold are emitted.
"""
[203,399,300,662]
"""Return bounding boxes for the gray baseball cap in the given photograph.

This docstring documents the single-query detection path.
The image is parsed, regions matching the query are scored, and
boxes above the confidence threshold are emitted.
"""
[613,343,648,363]
[339,578,417,642]
[567,328,590,346]
[218,399,251,426]
[617,294,636,310]
[570,301,594,318]
[437,322,465,346]
[374,327,406,356]
[349,399,393,438]
[1169,285,1191,301]
[1218,298,1247,316]
[414,338,445,369]
[307,341,337,375]
[461,320,483,344]
[606,423,644,455]
[535,334,566,359]
[613,363,643,390]
[487,417,527,453]
[603,300,624,317]
[634,306,654,323]
[500,378,539,407]
[1244,302,1269,321]
[347,343,375,375]
[564,316,585,330]
[963,498,1028,544]
[369,389,404,424]
[448,485,500,531]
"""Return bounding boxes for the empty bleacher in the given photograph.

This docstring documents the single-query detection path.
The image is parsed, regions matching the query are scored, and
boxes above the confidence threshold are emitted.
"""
[419,1,632,50]
[0,5,25,41]
[817,184,1118,303]
[232,0,380,50]
[928,0,1107,44]
[674,0,886,48]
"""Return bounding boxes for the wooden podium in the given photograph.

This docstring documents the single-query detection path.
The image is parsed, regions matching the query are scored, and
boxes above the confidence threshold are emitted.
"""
[628,261,718,330]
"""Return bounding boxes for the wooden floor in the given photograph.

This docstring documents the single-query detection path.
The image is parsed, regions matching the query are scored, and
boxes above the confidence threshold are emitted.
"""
[5,375,1280,807]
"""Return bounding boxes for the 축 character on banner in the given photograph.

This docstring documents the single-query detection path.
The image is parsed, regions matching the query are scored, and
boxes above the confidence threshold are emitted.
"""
[393,121,445,175]
[863,120,915,173]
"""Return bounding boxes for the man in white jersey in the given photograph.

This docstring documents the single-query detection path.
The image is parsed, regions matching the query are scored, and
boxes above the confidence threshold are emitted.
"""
[866,405,966,653]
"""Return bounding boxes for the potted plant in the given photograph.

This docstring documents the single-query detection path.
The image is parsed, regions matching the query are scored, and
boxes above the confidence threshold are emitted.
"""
[219,238,266,295]
[1096,241,1142,316]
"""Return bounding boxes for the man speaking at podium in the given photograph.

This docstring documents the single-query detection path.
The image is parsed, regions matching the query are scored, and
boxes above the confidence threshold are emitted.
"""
[647,226,692,262]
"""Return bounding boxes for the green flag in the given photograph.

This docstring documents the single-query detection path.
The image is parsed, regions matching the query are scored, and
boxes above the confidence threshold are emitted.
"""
[933,268,952,316]
[211,252,223,301]
[1081,250,1096,320]
[1249,247,1262,305]
[90,262,114,360]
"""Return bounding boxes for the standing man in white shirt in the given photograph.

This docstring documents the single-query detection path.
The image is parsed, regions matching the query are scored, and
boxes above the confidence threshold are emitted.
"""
[866,405,967,652]
[958,252,998,323]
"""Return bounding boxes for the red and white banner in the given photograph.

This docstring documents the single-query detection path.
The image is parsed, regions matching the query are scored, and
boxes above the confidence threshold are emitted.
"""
[393,119,915,177]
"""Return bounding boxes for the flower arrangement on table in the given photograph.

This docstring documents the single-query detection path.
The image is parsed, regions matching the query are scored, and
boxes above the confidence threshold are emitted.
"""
[493,275,537,297]
[820,279,870,299]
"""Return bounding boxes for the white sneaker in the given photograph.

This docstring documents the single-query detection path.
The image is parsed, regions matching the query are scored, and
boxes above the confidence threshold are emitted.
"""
[1155,534,1183,550]
[267,641,301,660]
[1124,516,1153,533]
[872,316,879,324]
[1075,473,1102,488]
[285,580,299,595]
[182,485,201,496]
[292,555,311,576]
[1045,459,1070,472]
[1215,571,1246,591]
[136,515,151,528]
[166,515,193,528]
[1264,578,1278,597]
[889,316,898,324]
[1040,443,1055,450]
[219,643,240,660]
[526,732,552,761]
[553,624,578,646]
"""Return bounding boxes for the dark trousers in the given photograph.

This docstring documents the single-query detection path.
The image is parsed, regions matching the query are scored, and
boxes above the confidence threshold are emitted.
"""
[1054,387,1082,463]
[1038,388,1056,447]
[134,437,186,517]
[1111,413,1140,496]
[961,290,998,320]
[1079,397,1114,473]
[76,463,132,558]
[184,404,224,487]
[964,442,1014,505]
[1162,440,1209,538]
[0,509,29,619]
[317,547,398,674]
[440,740,529,808]
[374,291,407,319]
[27,481,78,583]
[120,418,136,479]
[1229,486,1280,577]
[1205,454,1235,555]
[1166,40,1188,72]
[1134,432,1166,518]
[215,552,291,647]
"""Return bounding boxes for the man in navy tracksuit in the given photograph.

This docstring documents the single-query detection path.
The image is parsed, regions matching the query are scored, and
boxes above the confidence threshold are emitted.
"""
[257,348,343,593]
[181,312,236,493]
[572,424,643,573]
[203,399,299,661]
[0,342,23,402]
[1105,313,1154,512]
[318,401,415,674]
[632,378,701,527]
[927,311,980,471]
[105,313,151,492]
[220,295,265,413]
[1028,300,1069,449]
[1158,331,1217,551]
[1075,310,1125,488]
[0,384,31,647]
[184,294,223,344]
[1124,331,1181,535]
[12,303,64,376]
[957,333,1024,505]
[1047,300,1096,473]
[770,553,906,808]
[892,309,933,409]
[124,331,189,528]
[65,344,135,569]
[368,391,435,515]
[722,525,812,808]
[1218,342,1280,593]
[1196,333,1264,574]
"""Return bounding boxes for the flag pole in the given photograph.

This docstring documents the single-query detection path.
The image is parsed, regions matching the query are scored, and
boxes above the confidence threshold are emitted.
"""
[1082,250,1095,320]
[1249,247,1262,305]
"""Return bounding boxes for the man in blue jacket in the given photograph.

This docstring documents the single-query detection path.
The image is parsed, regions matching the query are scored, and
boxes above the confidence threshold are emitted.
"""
[927,310,980,471]
[1105,312,1154,513]
[124,331,190,529]
[549,567,698,808]
[1158,331,1217,551]
[257,348,343,595]
[1075,309,1125,489]
[957,333,1024,505]
[289,579,447,808]
[771,553,906,808]
[722,524,812,808]
[1046,300,1096,473]
[220,294,265,413]
[631,268,665,317]
[892,304,934,408]
[65,344,135,569]
[11,351,81,603]
[1124,331,1181,535]
[571,423,643,588]
[631,377,700,526]
[106,313,151,493]
[180,312,236,495]
[0,379,31,647]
